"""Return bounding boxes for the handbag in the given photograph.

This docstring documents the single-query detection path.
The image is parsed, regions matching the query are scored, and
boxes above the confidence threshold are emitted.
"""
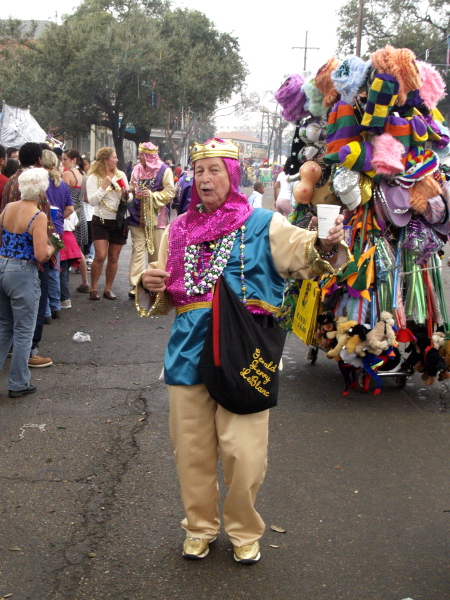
[198,275,287,415]
[116,199,130,239]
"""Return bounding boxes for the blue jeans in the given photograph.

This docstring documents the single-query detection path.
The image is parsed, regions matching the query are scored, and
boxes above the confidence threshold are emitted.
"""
[47,254,61,311]
[60,259,71,302]
[0,257,41,391]
[32,261,49,352]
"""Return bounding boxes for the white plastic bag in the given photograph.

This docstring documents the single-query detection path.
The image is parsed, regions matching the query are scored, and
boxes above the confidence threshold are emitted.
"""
[72,332,91,343]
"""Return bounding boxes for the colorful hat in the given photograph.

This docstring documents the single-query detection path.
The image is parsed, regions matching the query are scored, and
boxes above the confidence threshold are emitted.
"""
[338,141,374,173]
[395,148,439,188]
[333,168,361,211]
[383,114,429,168]
[361,74,399,132]
[302,77,327,117]
[274,74,308,123]
[314,57,341,108]
[371,45,422,106]
[372,133,405,176]
[375,180,412,227]
[323,102,362,164]
[431,181,450,235]
[331,56,372,104]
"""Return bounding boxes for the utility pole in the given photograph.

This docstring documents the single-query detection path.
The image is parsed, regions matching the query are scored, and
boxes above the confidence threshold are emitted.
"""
[292,31,320,74]
[355,0,364,57]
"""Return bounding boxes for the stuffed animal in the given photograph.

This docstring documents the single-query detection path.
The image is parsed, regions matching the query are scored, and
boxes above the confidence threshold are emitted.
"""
[364,311,396,355]
[414,337,449,385]
[432,331,446,350]
[326,319,358,360]
[340,324,384,396]
[314,312,337,351]
[344,323,369,356]
[440,339,450,371]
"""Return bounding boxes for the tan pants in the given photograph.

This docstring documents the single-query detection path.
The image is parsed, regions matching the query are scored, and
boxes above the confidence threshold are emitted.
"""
[168,383,269,546]
[128,226,163,286]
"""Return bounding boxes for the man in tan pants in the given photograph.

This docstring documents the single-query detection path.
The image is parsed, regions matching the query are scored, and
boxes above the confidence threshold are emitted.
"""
[139,138,346,564]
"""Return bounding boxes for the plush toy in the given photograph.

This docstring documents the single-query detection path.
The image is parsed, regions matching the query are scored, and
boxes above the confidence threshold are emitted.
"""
[326,319,358,360]
[339,324,384,395]
[314,312,337,351]
[344,323,369,356]
[432,331,446,350]
[414,337,449,385]
[364,311,396,355]
[293,161,322,204]
[440,339,450,371]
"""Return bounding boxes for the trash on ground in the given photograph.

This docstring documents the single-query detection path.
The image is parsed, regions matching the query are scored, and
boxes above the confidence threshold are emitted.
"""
[73,332,91,343]
[270,524,287,533]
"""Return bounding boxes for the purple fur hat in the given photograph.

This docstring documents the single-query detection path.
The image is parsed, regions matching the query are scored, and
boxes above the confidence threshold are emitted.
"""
[274,74,308,122]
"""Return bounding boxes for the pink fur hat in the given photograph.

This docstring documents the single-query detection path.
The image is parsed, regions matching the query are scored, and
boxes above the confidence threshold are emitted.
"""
[372,133,405,176]
[417,61,447,109]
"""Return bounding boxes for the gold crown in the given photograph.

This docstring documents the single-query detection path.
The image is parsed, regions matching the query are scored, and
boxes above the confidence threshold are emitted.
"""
[189,138,239,162]
[138,144,158,154]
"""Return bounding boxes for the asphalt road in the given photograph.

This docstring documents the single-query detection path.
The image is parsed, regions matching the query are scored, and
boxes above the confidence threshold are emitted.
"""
[0,189,449,600]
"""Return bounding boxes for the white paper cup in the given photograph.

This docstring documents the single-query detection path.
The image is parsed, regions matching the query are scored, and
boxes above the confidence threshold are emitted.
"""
[317,204,340,239]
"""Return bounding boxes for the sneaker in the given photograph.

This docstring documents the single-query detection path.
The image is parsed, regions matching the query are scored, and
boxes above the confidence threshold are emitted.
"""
[76,283,90,293]
[61,299,72,309]
[28,355,53,368]
[86,257,93,265]
[233,541,260,564]
[182,536,217,560]
[9,385,37,398]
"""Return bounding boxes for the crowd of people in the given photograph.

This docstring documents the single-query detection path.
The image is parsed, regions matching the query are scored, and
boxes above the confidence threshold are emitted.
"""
[0,139,302,385]
[0,135,344,565]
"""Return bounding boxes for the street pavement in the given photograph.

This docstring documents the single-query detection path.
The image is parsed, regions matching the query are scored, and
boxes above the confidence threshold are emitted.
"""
[0,188,449,600]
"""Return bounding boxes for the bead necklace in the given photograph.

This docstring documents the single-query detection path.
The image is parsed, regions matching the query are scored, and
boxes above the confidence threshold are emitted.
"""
[184,225,247,301]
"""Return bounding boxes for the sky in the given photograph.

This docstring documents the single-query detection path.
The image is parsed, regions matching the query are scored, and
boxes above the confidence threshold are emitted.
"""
[6,0,346,130]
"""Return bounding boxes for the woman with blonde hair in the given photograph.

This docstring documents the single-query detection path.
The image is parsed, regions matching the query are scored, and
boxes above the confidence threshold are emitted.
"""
[62,148,90,294]
[86,147,130,300]
[42,150,74,315]
[0,168,55,397]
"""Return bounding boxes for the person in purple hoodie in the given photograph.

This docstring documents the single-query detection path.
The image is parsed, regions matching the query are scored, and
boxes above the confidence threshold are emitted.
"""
[128,143,174,298]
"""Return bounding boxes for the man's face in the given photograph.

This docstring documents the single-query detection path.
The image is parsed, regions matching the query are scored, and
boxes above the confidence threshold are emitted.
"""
[194,158,230,213]
[138,151,146,167]
[9,150,19,160]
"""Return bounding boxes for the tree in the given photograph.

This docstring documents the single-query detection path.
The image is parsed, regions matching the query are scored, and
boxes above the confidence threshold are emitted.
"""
[0,1,247,166]
[336,0,450,117]
[148,8,248,161]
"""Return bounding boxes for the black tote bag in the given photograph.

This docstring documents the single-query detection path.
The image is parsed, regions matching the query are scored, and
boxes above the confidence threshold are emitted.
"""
[198,275,287,414]
[116,200,130,239]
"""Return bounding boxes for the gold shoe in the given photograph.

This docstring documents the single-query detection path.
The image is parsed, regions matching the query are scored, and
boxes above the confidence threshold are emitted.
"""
[182,536,216,560]
[233,541,261,564]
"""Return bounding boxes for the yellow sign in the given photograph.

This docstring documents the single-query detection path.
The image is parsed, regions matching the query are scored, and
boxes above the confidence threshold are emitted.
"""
[292,280,320,345]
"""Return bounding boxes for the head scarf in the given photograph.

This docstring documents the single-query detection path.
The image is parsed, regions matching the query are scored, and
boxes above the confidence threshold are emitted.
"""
[167,139,253,306]
[182,140,253,245]
[133,142,163,180]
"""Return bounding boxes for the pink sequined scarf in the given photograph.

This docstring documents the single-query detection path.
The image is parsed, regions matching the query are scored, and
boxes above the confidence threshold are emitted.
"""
[173,156,252,246]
